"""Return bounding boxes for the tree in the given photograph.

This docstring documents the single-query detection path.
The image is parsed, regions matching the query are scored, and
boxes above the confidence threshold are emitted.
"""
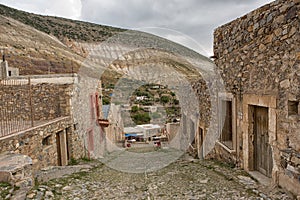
[103,97,110,105]
[133,113,151,124]
[160,96,170,104]
[131,105,139,112]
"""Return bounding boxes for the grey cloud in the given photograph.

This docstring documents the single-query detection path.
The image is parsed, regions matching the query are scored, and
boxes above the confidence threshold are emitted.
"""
[0,0,81,19]
[80,0,274,55]
[0,0,274,55]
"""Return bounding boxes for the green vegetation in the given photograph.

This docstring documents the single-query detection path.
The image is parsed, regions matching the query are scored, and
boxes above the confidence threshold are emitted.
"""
[127,84,181,124]
[81,156,93,162]
[160,96,170,104]
[131,105,139,112]
[0,182,10,187]
[134,90,152,98]
[68,158,79,165]
[0,182,12,199]
[102,96,111,105]
[132,112,151,124]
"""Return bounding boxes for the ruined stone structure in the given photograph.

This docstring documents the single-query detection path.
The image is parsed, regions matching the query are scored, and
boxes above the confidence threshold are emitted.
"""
[0,60,19,79]
[0,74,85,172]
[0,152,33,188]
[212,0,299,195]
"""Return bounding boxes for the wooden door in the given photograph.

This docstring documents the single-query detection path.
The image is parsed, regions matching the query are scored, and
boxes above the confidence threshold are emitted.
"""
[197,127,204,159]
[56,131,68,166]
[56,132,61,166]
[253,106,272,177]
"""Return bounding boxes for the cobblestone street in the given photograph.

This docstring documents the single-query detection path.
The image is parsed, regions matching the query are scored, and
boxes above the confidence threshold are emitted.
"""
[23,149,292,200]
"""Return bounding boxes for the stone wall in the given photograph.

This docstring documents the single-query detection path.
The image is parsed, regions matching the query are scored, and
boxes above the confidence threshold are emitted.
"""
[0,79,72,122]
[0,74,85,171]
[214,0,299,96]
[0,117,82,171]
[213,0,300,195]
[71,74,105,159]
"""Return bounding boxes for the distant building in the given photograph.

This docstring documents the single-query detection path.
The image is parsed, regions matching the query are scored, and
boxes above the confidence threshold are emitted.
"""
[143,106,158,112]
[0,60,19,79]
[124,124,162,141]
[102,104,124,150]
[136,96,147,101]
[124,126,144,140]
[136,124,162,139]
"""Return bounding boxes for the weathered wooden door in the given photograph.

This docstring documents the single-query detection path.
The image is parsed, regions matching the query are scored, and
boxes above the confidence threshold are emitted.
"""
[253,106,272,177]
[56,130,68,166]
[197,127,204,159]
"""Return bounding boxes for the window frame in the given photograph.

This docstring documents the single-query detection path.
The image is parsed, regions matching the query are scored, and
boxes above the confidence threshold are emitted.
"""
[217,93,236,152]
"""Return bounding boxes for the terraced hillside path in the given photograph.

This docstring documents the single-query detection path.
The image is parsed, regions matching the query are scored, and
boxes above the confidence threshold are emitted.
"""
[25,153,292,200]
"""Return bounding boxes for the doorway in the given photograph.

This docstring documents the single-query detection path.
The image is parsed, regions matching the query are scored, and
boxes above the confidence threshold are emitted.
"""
[250,106,273,177]
[56,130,68,166]
[197,127,204,159]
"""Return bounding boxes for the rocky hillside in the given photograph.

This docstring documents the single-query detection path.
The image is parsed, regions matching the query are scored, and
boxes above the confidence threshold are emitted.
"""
[0,4,124,43]
[0,4,125,75]
[0,4,212,83]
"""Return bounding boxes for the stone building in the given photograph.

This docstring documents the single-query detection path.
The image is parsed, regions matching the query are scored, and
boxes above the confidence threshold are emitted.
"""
[103,103,125,151]
[0,60,114,188]
[0,74,85,172]
[0,60,19,79]
[210,0,299,195]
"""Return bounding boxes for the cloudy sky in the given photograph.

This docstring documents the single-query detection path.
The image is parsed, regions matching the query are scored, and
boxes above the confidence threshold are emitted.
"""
[0,0,274,56]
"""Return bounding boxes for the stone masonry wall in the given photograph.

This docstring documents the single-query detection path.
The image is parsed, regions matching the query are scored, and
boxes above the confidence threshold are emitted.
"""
[0,117,74,171]
[0,75,85,171]
[0,81,72,122]
[213,0,300,195]
[214,0,299,95]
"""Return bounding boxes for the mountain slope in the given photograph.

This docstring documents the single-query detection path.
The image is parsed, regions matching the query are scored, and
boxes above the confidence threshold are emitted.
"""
[0,15,85,74]
[0,4,125,43]
[0,3,212,80]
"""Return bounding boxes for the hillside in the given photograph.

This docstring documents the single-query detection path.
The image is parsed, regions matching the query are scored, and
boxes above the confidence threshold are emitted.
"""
[0,4,125,43]
[0,4,125,75]
[0,4,212,85]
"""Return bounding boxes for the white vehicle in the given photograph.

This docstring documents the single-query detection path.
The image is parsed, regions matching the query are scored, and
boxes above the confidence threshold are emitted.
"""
[127,139,136,143]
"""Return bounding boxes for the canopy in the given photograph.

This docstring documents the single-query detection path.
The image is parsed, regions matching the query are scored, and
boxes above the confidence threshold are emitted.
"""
[125,133,137,137]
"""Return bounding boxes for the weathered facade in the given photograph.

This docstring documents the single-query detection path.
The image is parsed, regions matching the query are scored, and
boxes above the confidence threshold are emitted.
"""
[0,117,73,170]
[104,104,125,151]
[70,74,106,159]
[211,0,299,195]
[0,60,19,79]
[0,74,85,172]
